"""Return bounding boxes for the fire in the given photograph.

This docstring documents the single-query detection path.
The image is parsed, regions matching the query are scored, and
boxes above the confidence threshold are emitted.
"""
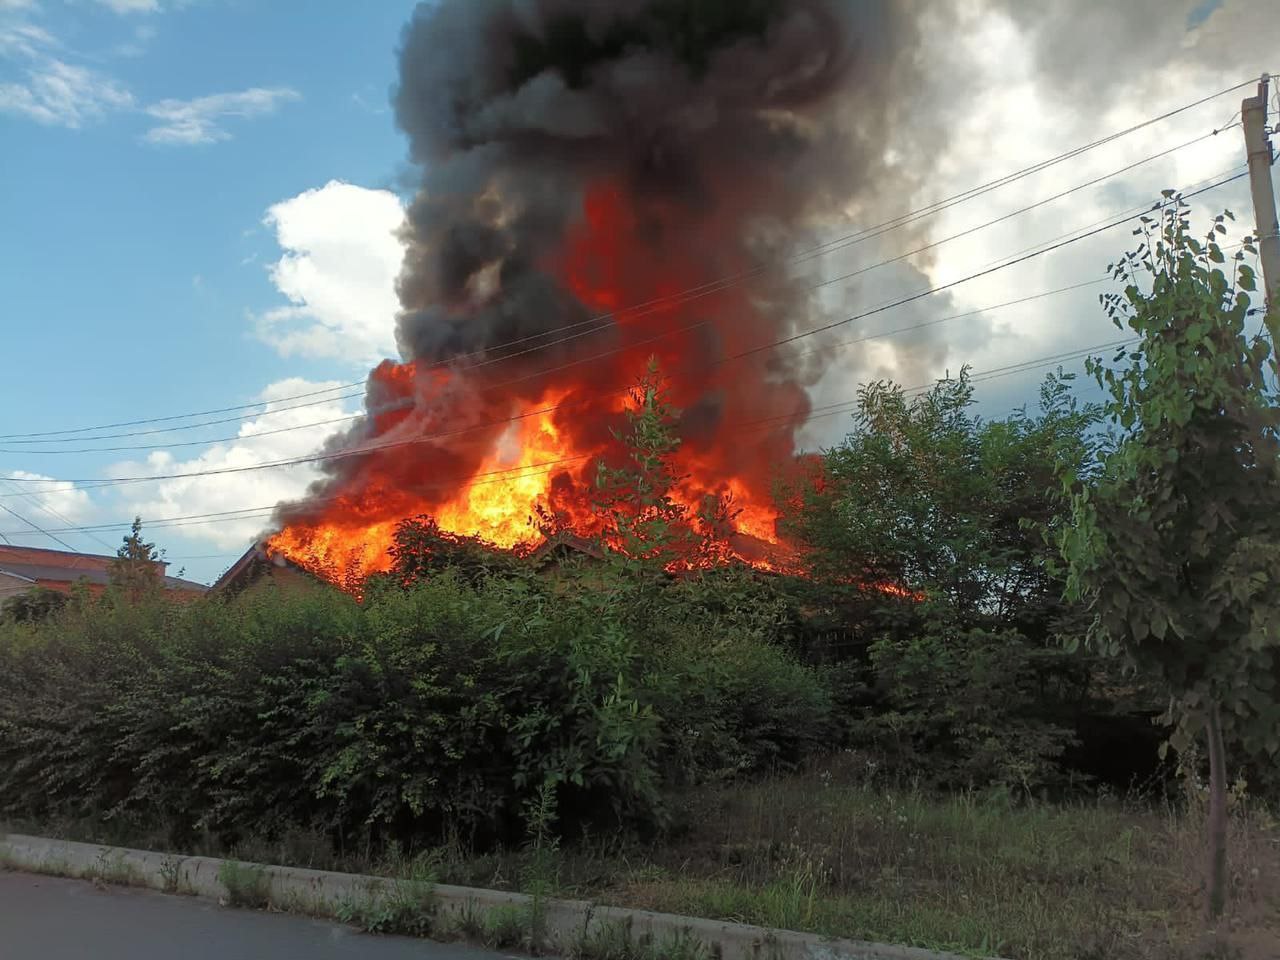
[433,394,572,548]
[268,177,816,585]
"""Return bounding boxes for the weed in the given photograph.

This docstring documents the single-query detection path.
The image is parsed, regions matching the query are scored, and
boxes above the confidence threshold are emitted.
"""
[522,779,562,950]
[336,856,438,937]
[217,860,270,909]
[90,850,142,887]
[159,856,184,894]
[7,768,1277,960]
[572,920,710,960]
[651,930,710,960]
[482,903,536,951]
[451,898,486,941]
[572,917,637,960]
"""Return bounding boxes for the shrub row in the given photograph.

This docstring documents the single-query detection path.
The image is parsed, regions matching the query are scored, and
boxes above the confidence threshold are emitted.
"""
[0,573,832,848]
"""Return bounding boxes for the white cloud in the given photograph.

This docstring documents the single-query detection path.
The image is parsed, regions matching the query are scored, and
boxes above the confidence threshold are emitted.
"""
[94,0,159,13]
[256,180,406,364]
[114,379,360,550]
[0,1,38,14]
[794,0,1267,447]
[0,17,134,127]
[4,470,94,524]
[112,21,158,57]
[0,56,133,126]
[142,86,299,145]
[0,21,54,59]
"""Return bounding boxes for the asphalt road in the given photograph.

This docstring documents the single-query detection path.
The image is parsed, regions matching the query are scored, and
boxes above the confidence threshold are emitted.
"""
[0,870,515,960]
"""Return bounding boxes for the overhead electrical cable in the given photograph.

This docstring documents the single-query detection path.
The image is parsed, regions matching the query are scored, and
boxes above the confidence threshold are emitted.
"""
[0,168,1248,491]
[0,332,1143,540]
[5,148,1246,455]
[0,76,1258,443]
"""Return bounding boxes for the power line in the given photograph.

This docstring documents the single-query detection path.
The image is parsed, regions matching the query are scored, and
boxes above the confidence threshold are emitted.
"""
[420,138,1242,404]
[6,143,1244,460]
[0,333,1138,540]
[0,479,118,553]
[0,502,82,553]
[1,169,1248,492]
[0,380,366,442]
[1,76,1260,444]
[0,278,1108,457]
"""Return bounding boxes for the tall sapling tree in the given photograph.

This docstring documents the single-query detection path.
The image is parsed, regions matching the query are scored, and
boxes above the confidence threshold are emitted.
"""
[1059,198,1280,921]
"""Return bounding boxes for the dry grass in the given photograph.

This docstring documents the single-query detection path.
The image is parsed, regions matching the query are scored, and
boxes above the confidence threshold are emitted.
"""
[418,758,1280,960]
[7,760,1278,960]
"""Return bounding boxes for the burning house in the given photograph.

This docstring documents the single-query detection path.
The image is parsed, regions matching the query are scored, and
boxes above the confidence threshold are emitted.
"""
[265,0,929,583]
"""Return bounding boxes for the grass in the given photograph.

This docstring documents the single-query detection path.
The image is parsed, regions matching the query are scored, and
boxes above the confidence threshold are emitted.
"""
[335,853,438,937]
[569,919,711,960]
[216,859,270,909]
[417,758,1279,960]
[6,759,1277,960]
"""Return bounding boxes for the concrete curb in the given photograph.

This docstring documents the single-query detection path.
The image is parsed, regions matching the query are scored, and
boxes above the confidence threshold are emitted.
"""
[0,833,987,960]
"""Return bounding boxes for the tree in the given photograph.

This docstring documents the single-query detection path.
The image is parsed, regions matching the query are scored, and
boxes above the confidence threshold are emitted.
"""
[0,586,68,624]
[1058,198,1280,921]
[775,369,1103,789]
[387,515,522,587]
[110,516,163,600]
[593,357,709,569]
[778,368,1098,642]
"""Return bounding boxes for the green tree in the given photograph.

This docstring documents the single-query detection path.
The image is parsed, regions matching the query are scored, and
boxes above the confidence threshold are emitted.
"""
[110,516,163,600]
[387,515,522,587]
[776,370,1103,789]
[1058,199,1280,920]
[593,356,716,569]
[0,585,68,624]
[779,368,1098,642]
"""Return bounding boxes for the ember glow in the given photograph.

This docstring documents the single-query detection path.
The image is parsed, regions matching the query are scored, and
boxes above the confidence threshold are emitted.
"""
[269,0,924,584]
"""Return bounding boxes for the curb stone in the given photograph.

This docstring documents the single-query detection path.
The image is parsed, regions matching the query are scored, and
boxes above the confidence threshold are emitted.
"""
[0,833,1000,960]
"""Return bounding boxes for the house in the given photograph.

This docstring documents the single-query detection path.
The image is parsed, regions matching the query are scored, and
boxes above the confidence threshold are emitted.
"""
[211,532,605,598]
[528,531,605,568]
[0,543,208,600]
[211,542,328,598]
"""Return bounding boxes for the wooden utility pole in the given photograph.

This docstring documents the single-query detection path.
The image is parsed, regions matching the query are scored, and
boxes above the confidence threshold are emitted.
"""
[1241,73,1280,347]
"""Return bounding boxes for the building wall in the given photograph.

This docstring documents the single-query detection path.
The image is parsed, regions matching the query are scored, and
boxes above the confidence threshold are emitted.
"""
[0,574,34,601]
[32,579,105,596]
[236,565,334,603]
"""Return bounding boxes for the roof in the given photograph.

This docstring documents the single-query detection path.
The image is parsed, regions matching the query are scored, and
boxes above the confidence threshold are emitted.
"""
[163,574,209,592]
[210,542,318,595]
[0,544,117,571]
[529,532,605,565]
[0,563,111,586]
[0,544,207,593]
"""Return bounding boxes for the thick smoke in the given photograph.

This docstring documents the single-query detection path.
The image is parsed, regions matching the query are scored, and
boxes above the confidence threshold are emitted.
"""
[392,0,925,363]
[276,0,945,544]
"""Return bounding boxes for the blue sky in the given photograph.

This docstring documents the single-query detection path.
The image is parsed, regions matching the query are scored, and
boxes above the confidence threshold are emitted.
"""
[4,0,413,417]
[1,0,1275,584]
[2,0,420,577]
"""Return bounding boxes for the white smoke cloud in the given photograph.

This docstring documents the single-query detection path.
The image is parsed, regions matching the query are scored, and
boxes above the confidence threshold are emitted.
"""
[256,181,406,365]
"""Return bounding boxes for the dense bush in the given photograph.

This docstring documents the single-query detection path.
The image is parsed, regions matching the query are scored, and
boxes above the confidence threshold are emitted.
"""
[773,372,1163,792]
[0,569,833,848]
[855,623,1075,791]
[0,585,68,623]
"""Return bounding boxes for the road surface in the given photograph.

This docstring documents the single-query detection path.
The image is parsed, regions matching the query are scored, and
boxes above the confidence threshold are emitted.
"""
[0,870,514,960]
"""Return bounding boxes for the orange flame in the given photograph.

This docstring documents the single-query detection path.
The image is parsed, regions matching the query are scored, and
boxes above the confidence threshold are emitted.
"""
[267,180,827,586]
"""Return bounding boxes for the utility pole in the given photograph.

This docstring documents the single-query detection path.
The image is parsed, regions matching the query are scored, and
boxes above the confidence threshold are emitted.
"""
[1241,73,1280,348]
